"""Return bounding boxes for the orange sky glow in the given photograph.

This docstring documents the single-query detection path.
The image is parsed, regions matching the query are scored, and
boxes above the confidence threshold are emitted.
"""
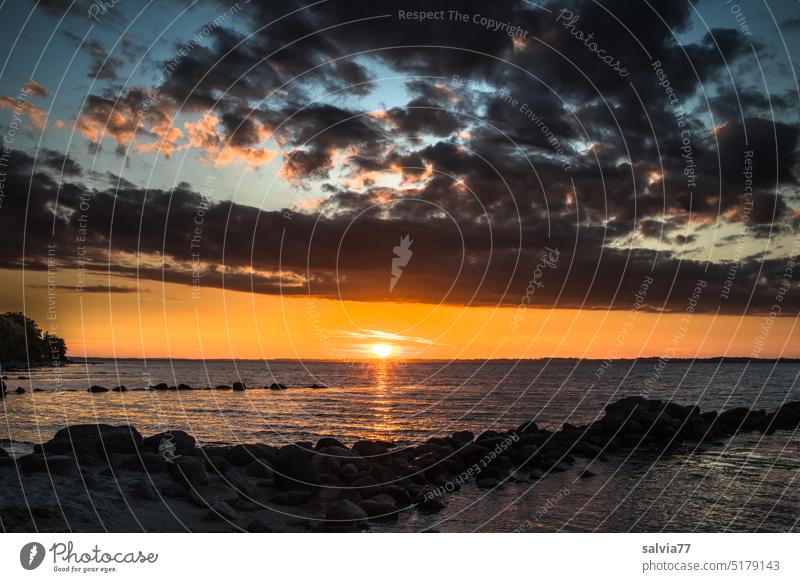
[8,269,799,361]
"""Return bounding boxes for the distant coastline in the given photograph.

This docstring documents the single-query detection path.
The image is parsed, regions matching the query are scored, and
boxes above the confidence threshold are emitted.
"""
[70,356,800,364]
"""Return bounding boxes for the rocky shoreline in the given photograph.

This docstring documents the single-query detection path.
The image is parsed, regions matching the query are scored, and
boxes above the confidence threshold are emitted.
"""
[1,395,799,532]
[0,378,321,396]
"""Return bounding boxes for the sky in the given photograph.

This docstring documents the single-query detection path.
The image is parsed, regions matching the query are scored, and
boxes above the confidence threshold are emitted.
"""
[0,0,799,360]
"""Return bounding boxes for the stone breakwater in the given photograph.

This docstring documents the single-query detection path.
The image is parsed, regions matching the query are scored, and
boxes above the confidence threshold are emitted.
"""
[1,396,799,532]
[0,379,318,395]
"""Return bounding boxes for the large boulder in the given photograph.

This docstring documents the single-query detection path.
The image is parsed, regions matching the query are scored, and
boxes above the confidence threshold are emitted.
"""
[224,443,278,466]
[315,437,347,450]
[272,449,320,492]
[325,499,368,522]
[271,490,314,506]
[168,456,209,488]
[352,440,390,458]
[17,453,77,475]
[772,402,800,429]
[143,431,196,455]
[232,382,246,391]
[88,385,109,393]
[36,424,143,460]
[245,459,273,479]
[451,430,475,444]
[121,451,168,473]
[359,498,397,521]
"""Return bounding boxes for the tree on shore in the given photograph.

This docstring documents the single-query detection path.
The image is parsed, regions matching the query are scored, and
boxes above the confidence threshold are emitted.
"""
[0,312,68,366]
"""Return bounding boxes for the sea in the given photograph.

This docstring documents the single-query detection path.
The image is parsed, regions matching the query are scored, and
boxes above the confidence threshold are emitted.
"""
[1,359,798,532]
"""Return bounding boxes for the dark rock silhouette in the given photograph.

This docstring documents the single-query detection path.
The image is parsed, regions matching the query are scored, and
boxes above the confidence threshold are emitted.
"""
[3,396,799,532]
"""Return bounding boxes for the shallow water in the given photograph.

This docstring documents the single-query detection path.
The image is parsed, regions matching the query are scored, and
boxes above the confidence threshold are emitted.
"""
[2,359,798,531]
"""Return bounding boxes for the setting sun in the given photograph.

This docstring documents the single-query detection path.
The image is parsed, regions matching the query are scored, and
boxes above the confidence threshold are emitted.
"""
[370,343,394,358]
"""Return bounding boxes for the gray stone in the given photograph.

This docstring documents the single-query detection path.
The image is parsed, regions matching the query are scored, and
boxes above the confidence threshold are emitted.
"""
[271,490,314,506]
[245,459,273,479]
[169,456,209,487]
[325,499,368,522]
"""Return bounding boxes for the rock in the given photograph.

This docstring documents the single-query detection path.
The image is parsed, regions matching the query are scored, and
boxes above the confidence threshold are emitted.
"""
[718,407,769,431]
[223,467,253,494]
[229,497,258,512]
[319,473,344,486]
[271,490,314,506]
[315,437,347,450]
[203,454,233,475]
[477,430,500,442]
[476,477,502,489]
[377,485,411,505]
[332,488,362,504]
[232,382,246,391]
[417,496,447,513]
[112,385,127,392]
[204,500,236,521]
[310,383,328,389]
[272,450,320,492]
[185,487,211,508]
[247,518,273,532]
[772,402,800,429]
[451,430,474,444]
[351,475,381,497]
[88,385,109,393]
[169,456,209,487]
[214,385,231,390]
[143,431,196,455]
[225,443,277,466]
[269,383,288,391]
[517,420,539,434]
[15,387,25,394]
[38,424,143,459]
[159,482,187,497]
[359,498,397,520]
[129,480,159,501]
[325,499,368,522]
[580,469,595,479]
[352,440,390,457]
[245,459,273,479]
[18,453,77,475]
[177,383,192,391]
[151,383,168,391]
[0,447,8,458]
[121,452,167,473]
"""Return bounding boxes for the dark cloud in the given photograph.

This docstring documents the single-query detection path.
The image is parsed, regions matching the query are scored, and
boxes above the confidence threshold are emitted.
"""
[39,148,83,176]
[1,147,797,316]
[4,0,799,316]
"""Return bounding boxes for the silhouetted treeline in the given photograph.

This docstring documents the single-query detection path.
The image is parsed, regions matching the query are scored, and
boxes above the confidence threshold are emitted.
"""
[0,312,67,366]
